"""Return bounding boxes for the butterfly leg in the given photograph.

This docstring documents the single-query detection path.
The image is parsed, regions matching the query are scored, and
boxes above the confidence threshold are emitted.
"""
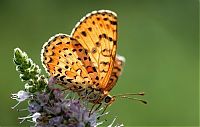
[94,103,102,112]
[89,104,97,117]
[101,104,109,116]
[89,103,103,118]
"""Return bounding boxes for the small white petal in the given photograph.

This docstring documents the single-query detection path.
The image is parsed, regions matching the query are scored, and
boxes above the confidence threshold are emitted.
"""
[16,90,30,101]
[11,90,30,109]
[32,112,41,122]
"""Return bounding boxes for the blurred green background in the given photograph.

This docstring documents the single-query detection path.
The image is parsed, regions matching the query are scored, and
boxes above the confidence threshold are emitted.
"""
[0,0,198,126]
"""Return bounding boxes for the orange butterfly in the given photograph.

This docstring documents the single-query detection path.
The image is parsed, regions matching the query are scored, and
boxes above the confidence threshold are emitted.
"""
[41,10,146,111]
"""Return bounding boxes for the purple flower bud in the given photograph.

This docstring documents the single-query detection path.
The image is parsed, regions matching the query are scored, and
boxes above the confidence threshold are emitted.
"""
[49,116,63,126]
[36,92,49,106]
[48,76,57,86]
[77,122,85,127]
[28,101,41,113]
[52,89,64,100]
[43,102,62,115]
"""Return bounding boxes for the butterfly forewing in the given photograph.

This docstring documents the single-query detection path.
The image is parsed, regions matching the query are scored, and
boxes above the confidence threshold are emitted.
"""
[71,10,118,89]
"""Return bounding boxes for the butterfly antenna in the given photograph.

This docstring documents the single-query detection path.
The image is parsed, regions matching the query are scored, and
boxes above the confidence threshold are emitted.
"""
[119,96,147,104]
[113,92,145,97]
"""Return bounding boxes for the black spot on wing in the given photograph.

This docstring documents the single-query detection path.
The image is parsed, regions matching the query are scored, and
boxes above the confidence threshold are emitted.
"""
[60,76,65,81]
[88,27,92,31]
[58,68,62,73]
[81,31,87,37]
[56,42,62,45]
[110,20,117,25]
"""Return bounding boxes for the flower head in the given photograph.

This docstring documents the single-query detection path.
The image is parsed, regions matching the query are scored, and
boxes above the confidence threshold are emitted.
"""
[32,89,99,127]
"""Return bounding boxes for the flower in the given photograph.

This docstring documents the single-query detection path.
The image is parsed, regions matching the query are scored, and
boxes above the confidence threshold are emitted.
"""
[11,90,30,109]
[11,48,123,127]
[18,112,41,124]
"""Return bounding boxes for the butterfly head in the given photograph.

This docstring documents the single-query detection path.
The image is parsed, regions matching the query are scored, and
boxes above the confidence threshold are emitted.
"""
[102,92,147,106]
[100,92,147,115]
[103,94,115,105]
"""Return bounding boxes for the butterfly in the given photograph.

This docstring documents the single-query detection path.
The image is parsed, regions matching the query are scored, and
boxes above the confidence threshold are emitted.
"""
[41,10,146,111]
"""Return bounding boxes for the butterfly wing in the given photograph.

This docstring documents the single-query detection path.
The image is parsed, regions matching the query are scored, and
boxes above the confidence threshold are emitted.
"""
[105,54,125,91]
[71,10,118,89]
[41,34,95,86]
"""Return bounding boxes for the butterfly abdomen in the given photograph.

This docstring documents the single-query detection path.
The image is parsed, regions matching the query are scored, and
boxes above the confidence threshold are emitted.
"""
[77,86,104,103]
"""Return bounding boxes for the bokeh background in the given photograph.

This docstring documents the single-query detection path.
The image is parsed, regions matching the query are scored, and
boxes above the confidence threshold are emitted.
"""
[0,0,198,126]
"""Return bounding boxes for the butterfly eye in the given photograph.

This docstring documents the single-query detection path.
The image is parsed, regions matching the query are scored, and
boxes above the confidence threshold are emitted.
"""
[104,95,112,103]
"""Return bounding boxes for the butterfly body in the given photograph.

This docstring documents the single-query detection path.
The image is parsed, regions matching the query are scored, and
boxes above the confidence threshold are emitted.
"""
[77,86,106,104]
[41,10,125,105]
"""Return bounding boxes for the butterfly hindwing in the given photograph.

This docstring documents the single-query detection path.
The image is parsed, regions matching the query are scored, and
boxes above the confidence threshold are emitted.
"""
[105,54,125,91]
